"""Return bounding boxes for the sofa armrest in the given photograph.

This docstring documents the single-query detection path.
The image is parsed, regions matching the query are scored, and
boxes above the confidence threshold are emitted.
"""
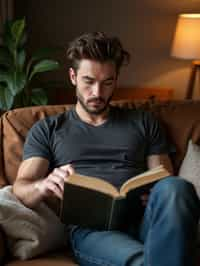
[0,227,6,264]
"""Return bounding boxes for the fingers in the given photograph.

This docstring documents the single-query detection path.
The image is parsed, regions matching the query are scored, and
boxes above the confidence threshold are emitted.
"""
[60,164,75,181]
[46,179,63,199]
[60,164,75,176]
[48,172,65,192]
[41,164,75,199]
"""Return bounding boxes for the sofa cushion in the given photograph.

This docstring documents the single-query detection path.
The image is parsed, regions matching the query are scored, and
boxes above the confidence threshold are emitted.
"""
[0,186,67,260]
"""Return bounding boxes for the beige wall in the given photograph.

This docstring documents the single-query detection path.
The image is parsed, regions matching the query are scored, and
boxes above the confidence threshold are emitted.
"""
[15,0,200,100]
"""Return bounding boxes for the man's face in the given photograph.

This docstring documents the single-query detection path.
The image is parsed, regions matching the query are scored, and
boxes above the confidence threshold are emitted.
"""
[69,59,117,115]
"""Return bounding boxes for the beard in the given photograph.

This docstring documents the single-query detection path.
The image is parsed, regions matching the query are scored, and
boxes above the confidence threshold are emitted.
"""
[76,90,113,115]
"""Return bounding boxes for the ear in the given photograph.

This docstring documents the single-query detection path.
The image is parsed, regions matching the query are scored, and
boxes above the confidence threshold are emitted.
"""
[69,68,77,86]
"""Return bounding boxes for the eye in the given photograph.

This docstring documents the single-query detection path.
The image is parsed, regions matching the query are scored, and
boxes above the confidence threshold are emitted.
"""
[83,78,94,85]
[103,81,113,87]
[85,80,93,85]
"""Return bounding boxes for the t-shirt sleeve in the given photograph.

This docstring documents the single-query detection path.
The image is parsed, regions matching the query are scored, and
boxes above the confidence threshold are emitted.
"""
[144,112,175,156]
[23,119,52,161]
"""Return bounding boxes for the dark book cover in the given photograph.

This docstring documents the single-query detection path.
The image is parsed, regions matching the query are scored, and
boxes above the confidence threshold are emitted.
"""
[60,183,129,230]
[60,178,159,230]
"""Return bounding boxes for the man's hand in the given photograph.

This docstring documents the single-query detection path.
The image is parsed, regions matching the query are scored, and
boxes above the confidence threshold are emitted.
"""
[35,164,75,200]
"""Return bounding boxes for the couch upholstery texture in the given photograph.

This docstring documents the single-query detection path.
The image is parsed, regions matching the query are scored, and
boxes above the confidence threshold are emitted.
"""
[0,100,200,265]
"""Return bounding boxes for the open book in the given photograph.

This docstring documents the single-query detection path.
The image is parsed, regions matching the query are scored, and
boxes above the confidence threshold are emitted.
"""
[60,165,170,230]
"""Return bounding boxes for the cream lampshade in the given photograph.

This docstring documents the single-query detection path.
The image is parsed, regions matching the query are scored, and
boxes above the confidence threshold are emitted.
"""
[171,14,200,99]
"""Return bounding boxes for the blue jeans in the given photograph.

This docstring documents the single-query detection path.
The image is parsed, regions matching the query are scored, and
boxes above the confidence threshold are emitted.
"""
[68,177,200,266]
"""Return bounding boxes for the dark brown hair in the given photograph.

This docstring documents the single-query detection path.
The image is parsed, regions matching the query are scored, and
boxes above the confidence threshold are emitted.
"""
[66,32,130,73]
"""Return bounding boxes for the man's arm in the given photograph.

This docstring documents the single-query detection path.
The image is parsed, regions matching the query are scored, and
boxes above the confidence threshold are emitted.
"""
[13,157,74,209]
[147,153,174,175]
[140,153,174,206]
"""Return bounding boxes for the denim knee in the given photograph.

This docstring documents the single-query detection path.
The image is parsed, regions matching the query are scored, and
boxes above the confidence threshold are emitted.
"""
[69,226,144,266]
[149,176,200,218]
[141,176,200,266]
[152,176,197,199]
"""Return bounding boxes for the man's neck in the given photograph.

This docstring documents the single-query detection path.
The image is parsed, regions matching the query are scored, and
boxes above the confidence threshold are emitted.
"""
[75,103,110,126]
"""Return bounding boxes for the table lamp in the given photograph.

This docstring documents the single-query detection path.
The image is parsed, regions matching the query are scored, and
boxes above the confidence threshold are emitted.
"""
[171,14,200,99]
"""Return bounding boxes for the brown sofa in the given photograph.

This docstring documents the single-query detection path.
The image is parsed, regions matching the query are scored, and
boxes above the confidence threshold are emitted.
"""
[0,100,200,265]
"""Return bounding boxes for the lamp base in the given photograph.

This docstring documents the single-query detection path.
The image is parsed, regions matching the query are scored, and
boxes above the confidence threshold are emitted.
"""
[185,60,200,99]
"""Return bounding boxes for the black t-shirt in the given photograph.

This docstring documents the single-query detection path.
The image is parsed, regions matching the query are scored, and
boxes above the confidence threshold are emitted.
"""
[23,106,173,188]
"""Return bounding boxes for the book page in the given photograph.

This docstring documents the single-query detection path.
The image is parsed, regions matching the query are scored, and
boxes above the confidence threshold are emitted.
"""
[67,174,120,198]
[119,165,170,196]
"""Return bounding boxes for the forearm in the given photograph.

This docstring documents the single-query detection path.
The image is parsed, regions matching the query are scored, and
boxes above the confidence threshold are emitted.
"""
[148,154,174,175]
[13,157,50,208]
[13,178,44,209]
[13,160,74,208]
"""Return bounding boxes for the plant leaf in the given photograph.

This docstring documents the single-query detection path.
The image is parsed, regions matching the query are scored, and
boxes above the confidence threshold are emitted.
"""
[0,84,14,110]
[31,88,48,105]
[18,32,27,48]
[17,49,26,70]
[0,72,13,93]
[0,71,26,96]
[29,59,60,81]
[11,19,25,47]
[26,48,60,76]
[14,71,26,94]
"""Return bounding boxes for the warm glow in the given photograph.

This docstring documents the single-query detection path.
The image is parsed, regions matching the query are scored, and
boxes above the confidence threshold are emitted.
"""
[171,14,200,60]
[180,14,200,19]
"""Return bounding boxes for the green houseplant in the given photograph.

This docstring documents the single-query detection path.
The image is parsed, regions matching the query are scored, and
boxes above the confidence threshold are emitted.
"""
[0,18,60,110]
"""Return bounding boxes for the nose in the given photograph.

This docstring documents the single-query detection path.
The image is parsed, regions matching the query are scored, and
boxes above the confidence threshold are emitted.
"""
[91,83,101,97]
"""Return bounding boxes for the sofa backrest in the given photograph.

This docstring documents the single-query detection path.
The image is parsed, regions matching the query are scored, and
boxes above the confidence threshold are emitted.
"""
[1,100,200,187]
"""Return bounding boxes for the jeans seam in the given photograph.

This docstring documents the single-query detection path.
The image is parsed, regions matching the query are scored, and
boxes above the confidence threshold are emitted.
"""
[145,203,153,266]
[146,228,152,266]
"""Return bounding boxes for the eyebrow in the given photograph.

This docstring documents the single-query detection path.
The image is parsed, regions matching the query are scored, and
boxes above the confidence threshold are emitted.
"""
[82,76,115,82]
[83,76,94,81]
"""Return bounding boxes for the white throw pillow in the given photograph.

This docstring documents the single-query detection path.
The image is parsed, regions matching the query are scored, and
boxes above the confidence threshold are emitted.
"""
[179,140,200,198]
[0,186,67,260]
[178,140,200,243]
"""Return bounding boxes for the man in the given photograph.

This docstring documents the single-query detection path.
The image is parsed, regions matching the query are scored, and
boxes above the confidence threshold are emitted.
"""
[13,32,199,266]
